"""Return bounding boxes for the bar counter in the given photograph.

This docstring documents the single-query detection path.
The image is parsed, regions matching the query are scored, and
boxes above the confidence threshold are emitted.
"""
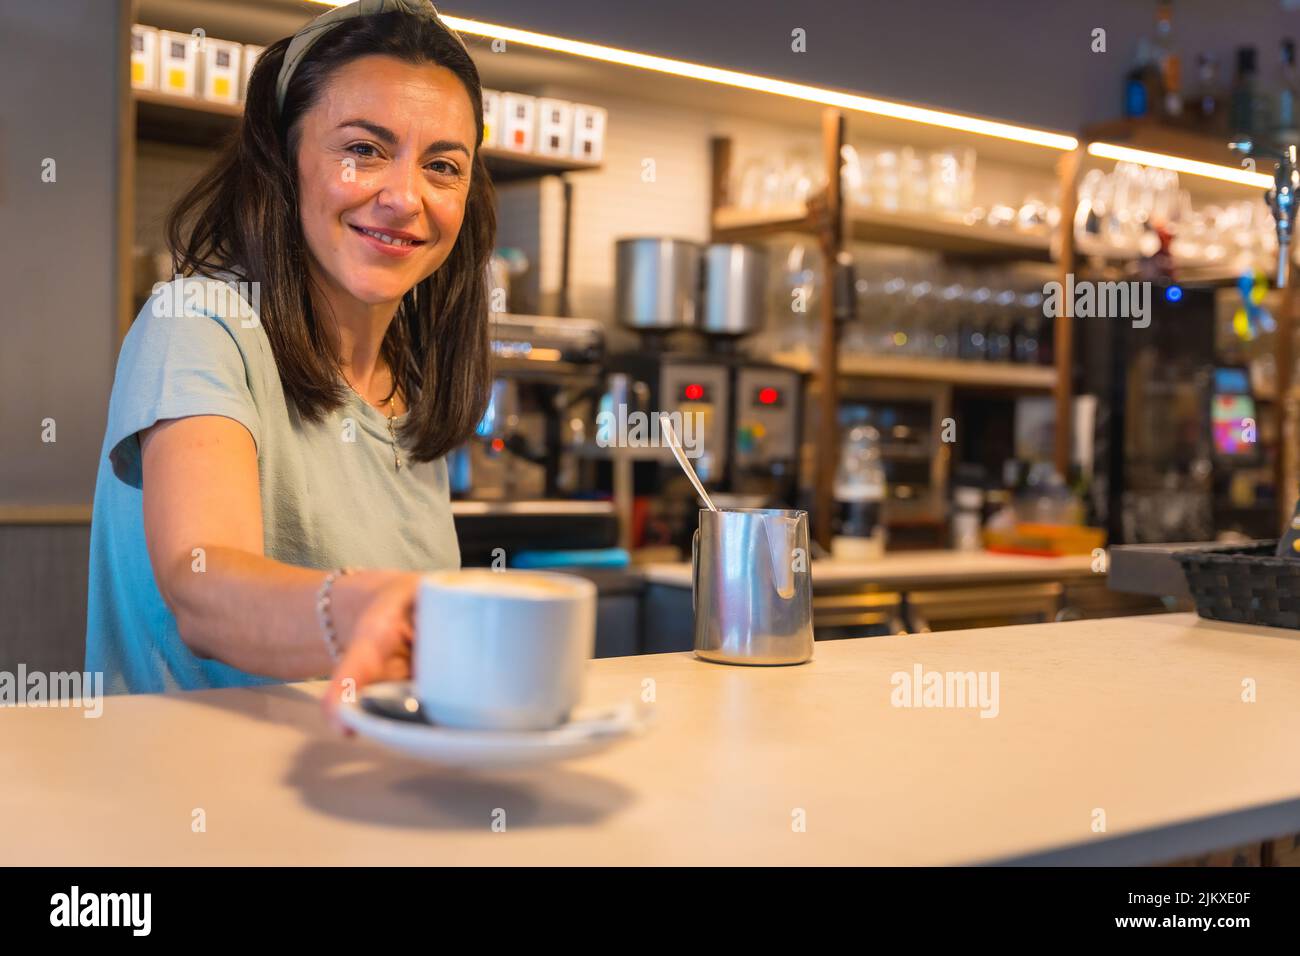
[4,612,1299,865]
[639,549,1098,589]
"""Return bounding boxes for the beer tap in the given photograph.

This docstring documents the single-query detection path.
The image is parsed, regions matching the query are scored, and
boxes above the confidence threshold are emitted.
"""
[1232,136,1300,287]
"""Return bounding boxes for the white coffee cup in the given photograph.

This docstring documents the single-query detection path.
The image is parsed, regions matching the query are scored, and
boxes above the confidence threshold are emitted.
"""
[415,569,597,731]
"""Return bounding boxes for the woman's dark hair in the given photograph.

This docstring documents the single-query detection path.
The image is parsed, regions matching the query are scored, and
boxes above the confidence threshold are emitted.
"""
[166,11,495,463]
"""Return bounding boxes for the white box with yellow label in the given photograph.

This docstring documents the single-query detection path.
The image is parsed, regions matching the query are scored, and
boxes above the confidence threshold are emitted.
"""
[158,30,198,98]
[202,39,242,104]
[130,25,158,91]
[481,89,501,148]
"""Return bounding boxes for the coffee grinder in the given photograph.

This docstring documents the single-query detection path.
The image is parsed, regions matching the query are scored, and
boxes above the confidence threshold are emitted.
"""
[597,238,806,552]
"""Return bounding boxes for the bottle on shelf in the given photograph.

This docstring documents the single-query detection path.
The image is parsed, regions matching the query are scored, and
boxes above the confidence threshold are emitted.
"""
[934,281,963,360]
[1273,38,1299,142]
[904,280,934,357]
[879,273,909,354]
[1154,1,1182,119]
[951,464,987,552]
[986,290,1016,362]
[1125,38,1160,119]
[958,286,991,361]
[1012,290,1043,365]
[1194,52,1222,131]
[1019,462,1082,525]
[1036,302,1055,368]
[833,422,887,560]
[1230,45,1262,138]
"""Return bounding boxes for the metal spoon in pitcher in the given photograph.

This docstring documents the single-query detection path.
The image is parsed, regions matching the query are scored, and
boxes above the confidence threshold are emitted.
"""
[659,413,718,512]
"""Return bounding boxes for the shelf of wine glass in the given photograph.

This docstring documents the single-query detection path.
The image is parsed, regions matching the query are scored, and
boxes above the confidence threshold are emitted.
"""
[769,349,1057,389]
[133,89,601,182]
[712,202,1053,261]
[1070,237,1275,283]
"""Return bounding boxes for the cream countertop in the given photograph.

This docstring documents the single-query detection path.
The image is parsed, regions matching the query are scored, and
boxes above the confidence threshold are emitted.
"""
[639,549,1098,589]
[2,612,1298,865]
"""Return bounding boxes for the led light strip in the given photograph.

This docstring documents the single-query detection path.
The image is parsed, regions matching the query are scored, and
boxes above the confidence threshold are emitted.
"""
[313,2,1271,186]
[311,3,1076,150]
[1087,141,1272,188]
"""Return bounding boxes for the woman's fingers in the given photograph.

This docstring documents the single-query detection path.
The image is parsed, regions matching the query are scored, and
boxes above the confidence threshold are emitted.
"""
[321,574,419,734]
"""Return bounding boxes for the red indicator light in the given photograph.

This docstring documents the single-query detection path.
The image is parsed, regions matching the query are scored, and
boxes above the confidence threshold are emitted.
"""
[758,387,779,405]
[490,438,505,452]
[684,383,705,401]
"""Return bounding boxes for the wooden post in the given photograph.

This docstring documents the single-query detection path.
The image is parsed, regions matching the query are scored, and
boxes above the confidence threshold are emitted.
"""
[1053,145,1083,479]
[813,108,845,552]
[558,176,573,317]
[116,0,137,342]
[710,136,732,226]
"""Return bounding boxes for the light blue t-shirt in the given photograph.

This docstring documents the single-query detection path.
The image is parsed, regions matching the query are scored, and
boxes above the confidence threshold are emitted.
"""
[86,275,461,694]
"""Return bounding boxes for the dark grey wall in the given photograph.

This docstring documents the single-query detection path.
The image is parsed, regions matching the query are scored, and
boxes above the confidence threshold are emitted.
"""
[0,0,122,507]
[0,525,91,674]
[456,0,1300,132]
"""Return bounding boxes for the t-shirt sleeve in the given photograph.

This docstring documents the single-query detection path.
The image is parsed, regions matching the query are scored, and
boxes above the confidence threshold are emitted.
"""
[106,283,263,489]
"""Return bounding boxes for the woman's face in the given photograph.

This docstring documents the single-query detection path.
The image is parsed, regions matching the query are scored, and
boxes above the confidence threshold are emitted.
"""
[294,54,477,308]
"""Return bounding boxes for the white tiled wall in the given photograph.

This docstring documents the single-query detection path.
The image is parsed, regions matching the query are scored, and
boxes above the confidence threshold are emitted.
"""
[527,82,824,326]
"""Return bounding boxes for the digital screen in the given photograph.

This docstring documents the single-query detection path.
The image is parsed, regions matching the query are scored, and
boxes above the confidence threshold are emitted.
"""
[1212,394,1256,455]
[1213,367,1249,394]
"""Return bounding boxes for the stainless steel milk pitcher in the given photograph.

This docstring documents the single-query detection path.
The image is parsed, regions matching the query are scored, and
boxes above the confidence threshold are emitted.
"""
[692,508,814,665]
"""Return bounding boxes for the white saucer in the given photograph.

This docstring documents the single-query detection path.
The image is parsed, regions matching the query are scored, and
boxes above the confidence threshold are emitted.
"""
[338,681,650,769]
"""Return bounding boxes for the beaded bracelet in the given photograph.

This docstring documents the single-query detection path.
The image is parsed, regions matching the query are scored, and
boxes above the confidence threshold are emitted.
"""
[315,567,355,663]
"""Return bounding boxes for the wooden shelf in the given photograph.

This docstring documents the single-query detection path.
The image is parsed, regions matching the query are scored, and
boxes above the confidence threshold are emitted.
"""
[0,505,92,525]
[489,356,601,382]
[712,201,1053,261]
[769,349,1057,389]
[134,88,241,146]
[478,148,601,183]
[132,89,601,181]
[849,205,1053,260]
[711,201,820,240]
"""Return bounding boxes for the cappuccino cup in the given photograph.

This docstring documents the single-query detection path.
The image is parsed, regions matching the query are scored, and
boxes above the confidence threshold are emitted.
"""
[415,569,596,730]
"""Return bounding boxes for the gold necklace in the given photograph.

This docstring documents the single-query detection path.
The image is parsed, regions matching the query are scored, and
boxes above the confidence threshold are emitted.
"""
[345,370,403,471]
[379,390,403,471]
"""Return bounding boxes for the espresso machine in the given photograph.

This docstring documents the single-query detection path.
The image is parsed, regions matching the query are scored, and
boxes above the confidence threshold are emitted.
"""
[445,312,630,566]
[598,237,806,551]
[450,312,606,501]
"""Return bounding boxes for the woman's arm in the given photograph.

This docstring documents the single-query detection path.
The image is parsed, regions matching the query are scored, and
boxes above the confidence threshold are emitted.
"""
[140,414,415,680]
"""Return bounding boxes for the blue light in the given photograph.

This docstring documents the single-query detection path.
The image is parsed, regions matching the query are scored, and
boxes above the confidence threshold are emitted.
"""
[1165,285,1183,303]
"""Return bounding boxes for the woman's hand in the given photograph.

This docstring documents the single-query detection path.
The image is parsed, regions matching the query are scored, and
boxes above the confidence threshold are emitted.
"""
[321,572,422,734]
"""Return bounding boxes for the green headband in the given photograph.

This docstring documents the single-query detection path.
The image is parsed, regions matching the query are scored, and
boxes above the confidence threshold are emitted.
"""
[275,0,469,114]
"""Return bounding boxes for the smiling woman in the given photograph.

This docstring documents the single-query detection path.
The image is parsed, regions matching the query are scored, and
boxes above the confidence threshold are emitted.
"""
[84,0,496,714]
